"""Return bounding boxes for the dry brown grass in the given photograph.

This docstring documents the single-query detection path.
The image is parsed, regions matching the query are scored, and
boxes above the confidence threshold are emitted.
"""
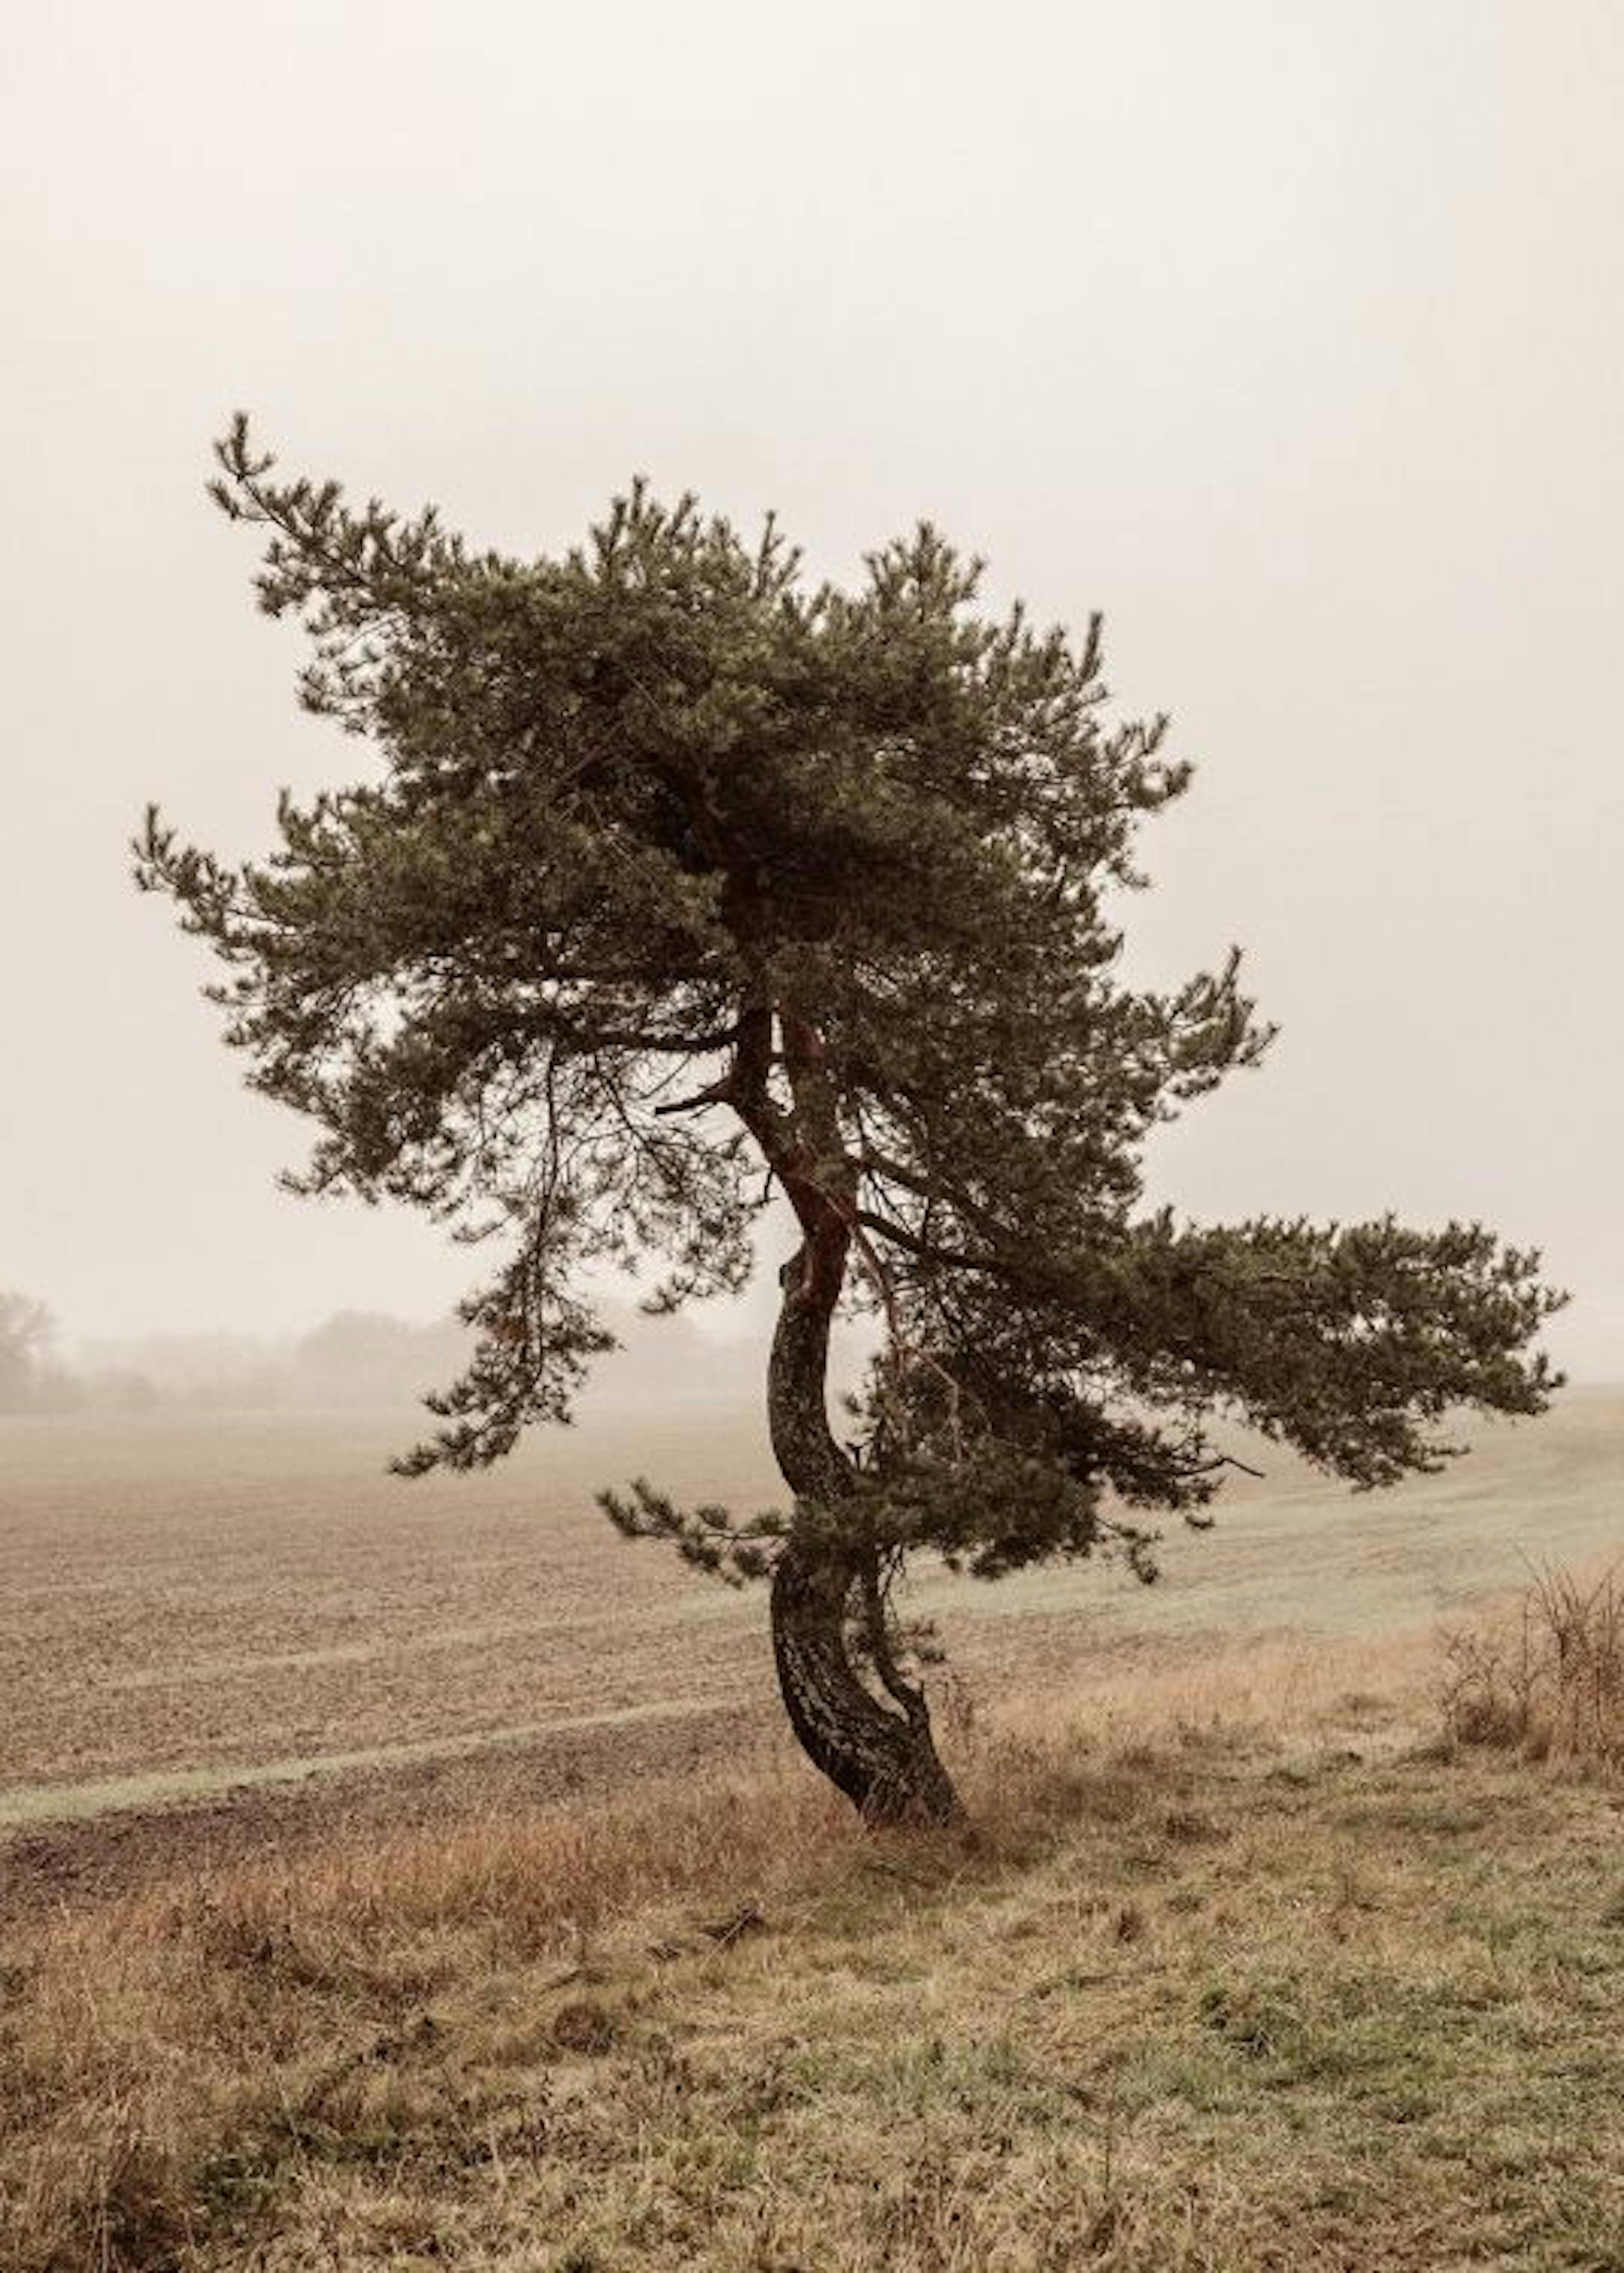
[0,1756,848,2273]
[0,1658,1291,2273]
[1438,1556,1624,1765]
[9,1628,1624,2272]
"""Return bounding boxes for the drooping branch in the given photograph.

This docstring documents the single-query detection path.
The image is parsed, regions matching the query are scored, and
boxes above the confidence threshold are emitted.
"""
[597,1477,787,1585]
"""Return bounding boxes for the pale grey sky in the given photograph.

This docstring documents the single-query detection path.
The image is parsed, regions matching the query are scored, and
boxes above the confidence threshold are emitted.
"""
[3,1,1619,1374]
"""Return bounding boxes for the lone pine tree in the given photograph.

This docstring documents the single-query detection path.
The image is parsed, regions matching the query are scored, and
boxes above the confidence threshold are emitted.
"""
[138,419,1565,1824]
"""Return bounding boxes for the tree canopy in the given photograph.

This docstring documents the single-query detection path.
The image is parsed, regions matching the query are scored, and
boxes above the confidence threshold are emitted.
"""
[138,419,1565,1820]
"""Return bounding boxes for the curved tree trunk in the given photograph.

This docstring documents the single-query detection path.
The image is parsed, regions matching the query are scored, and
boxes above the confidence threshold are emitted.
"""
[765,1248,964,1827]
[770,1543,964,1824]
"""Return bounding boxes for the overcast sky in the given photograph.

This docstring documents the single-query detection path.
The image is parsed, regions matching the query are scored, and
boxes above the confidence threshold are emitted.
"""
[3,1,1619,1377]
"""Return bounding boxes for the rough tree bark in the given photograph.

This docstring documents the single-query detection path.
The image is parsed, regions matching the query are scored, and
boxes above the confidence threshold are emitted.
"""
[765,1248,965,1827]
[717,989,962,1824]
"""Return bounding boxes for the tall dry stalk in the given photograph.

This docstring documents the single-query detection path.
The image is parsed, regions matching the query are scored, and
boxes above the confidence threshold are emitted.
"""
[1438,1558,1624,1763]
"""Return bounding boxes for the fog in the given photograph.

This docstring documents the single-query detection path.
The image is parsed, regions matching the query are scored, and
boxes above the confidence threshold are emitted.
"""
[59,1303,764,1416]
[3,2,1619,1375]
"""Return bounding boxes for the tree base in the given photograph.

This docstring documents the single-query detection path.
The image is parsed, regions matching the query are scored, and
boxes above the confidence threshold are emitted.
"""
[770,1545,965,1827]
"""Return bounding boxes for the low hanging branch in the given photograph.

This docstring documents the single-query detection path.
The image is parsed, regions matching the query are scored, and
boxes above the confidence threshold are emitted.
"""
[595,1479,788,1587]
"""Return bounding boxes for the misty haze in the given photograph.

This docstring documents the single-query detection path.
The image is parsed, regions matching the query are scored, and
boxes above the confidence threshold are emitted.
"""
[5,6,1621,2268]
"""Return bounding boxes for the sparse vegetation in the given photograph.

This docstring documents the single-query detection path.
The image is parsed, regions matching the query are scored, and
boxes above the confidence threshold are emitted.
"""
[7,1647,1624,2272]
[1439,1557,1624,1765]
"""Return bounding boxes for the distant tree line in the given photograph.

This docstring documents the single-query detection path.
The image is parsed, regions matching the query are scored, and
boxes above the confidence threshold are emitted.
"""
[0,1296,757,1415]
[0,1292,64,1412]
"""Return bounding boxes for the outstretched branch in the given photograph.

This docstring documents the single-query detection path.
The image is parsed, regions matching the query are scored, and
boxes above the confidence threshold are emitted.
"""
[597,1477,787,1586]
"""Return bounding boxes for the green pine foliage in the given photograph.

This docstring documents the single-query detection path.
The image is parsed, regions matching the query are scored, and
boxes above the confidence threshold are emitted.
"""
[139,418,1565,1589]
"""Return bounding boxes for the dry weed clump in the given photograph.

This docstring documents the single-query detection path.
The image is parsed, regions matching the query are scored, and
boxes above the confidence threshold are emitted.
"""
[1437,1558,1624,1764]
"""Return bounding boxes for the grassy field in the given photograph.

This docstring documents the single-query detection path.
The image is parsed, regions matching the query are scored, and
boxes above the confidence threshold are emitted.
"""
[4,1394,1624,2269]
[6,1649,1624,2270]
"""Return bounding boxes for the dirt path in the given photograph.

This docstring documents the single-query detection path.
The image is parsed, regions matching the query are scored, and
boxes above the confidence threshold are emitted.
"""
[0,1694,737,1833]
